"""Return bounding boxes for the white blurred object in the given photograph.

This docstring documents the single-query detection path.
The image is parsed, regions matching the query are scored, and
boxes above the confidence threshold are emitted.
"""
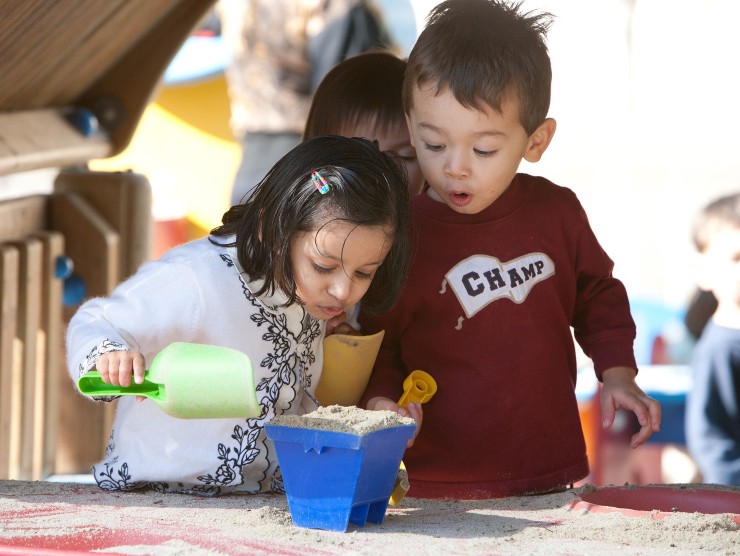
[661,445,701,484]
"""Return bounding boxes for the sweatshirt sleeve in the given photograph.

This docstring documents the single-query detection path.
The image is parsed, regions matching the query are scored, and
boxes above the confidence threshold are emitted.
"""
[570,206,637,379]
[65,257,204,385]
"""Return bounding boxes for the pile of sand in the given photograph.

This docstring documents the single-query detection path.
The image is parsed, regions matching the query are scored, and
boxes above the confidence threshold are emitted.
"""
[269,404,415,434]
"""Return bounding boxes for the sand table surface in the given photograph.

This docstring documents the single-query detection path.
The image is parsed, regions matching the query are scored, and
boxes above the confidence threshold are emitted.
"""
[1,408,737,554]
[0,480,738,555]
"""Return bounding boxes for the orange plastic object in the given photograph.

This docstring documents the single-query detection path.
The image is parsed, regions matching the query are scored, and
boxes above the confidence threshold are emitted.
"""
[391,370,437,506]
[398,370,437,407]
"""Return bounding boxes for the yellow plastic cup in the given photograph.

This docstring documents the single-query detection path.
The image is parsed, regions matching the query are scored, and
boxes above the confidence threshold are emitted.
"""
[315,330,385,406]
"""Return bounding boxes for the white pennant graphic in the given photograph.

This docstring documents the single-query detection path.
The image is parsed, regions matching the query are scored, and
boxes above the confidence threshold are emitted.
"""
[445,252,555,318]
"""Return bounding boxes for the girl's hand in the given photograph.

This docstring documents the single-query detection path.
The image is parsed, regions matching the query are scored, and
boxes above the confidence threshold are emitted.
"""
[366,396,423,448]
[600,366,662,448]
[95,350,146,388]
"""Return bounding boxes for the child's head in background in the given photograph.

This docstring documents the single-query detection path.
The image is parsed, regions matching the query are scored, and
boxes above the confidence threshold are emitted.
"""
[402,0,556,214]
[303,51,424,197]
[693,192,740,323]
[213,135,411,318]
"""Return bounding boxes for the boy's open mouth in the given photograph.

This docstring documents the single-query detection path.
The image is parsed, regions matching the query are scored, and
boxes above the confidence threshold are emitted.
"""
[449,192,472,207]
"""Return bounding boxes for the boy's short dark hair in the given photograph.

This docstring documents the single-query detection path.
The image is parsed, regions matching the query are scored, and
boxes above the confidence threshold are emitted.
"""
[211,135,411,315]
[693,192,740,253]
[403,0,553,135]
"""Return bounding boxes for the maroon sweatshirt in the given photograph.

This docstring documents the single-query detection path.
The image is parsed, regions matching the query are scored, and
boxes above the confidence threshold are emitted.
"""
[360,173,637,499]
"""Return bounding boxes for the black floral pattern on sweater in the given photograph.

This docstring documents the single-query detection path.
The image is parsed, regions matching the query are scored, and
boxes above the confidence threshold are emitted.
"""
[91,255,321,495]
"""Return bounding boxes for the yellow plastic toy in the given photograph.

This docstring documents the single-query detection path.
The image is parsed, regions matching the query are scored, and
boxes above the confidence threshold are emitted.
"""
[398,370,437,407]
[315,330,385,406]
[390,370,437,506]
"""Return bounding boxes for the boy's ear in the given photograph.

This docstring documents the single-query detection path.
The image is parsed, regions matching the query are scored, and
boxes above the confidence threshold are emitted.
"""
[523,118,556,163]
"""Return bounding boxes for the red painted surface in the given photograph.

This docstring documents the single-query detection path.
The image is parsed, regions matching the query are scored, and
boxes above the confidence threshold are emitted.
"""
[571,485,740,524]
[0,512,334,556]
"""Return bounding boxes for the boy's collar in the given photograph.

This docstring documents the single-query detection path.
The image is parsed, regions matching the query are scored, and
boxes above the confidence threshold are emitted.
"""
[414,174,526,224]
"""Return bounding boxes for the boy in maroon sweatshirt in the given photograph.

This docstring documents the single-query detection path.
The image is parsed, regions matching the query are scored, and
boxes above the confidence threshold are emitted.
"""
[359,0,661,499]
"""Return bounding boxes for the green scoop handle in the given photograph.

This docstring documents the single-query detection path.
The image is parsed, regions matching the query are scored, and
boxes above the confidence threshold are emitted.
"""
[78,371,166,400]
[77,342,261,419]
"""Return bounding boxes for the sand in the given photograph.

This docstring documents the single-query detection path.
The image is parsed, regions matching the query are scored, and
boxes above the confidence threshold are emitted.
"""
[269,404,416,434]
[0,480,738,555]
[1,408,737,554]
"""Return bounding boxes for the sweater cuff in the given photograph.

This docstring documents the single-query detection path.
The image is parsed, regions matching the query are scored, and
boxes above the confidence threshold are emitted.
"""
[77,339,129,402]
[589,337,638,380]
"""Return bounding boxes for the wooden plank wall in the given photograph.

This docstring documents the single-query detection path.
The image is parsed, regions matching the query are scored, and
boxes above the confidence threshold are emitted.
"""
[32,231,64,478]
[0,245,21,479]
[0,171,151,479]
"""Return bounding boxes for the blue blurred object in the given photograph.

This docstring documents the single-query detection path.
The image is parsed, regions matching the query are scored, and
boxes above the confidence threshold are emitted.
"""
[54,255,74,280]
[634,364,692,445]
[164,36,231,85]
[629,297,689,365]
[372,0,417,56]
[63,273,86,306]
[628,298,693,445]
[65,107,100,137]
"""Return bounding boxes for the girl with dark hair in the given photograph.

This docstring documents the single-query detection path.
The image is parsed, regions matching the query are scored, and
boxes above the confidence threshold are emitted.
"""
[301,51,424,339]
[66,135,411,495]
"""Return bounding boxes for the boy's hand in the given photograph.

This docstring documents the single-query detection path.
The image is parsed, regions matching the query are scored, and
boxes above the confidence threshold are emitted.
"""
[600,366,662,448]
[366,396,423,448]
[95,350,146,388]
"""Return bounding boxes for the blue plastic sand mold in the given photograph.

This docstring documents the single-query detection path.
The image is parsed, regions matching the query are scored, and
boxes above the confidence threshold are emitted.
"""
[265,423,416,531]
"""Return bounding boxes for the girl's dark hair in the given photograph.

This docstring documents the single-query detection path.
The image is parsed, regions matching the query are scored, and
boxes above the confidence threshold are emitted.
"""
[303,50,407,141]
[211,135,410,314]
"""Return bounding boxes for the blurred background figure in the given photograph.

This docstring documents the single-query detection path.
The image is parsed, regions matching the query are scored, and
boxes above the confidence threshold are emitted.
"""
[303,50,424,197]
[684,289,719,341]
[685,193,740,486]
[217,0,393,205]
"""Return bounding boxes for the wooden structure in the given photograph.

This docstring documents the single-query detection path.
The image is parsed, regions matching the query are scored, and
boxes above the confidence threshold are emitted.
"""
[0,0,217,479]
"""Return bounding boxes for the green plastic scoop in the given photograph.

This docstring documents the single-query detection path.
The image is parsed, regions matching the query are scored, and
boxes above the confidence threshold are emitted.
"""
[77,342,261,419]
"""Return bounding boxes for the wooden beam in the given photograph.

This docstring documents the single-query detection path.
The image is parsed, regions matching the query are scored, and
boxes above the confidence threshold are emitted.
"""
[0,110,111,176]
